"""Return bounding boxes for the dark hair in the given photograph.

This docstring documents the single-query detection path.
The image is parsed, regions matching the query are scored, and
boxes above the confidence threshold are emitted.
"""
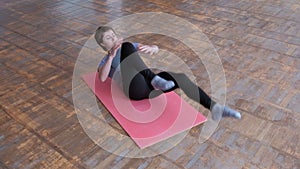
[94,26,115,51]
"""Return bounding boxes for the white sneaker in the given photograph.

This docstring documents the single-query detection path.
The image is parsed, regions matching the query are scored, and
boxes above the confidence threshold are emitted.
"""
[211,103,242,121]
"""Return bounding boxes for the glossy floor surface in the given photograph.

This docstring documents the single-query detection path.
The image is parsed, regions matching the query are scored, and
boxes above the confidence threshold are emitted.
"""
[1,0,300,168]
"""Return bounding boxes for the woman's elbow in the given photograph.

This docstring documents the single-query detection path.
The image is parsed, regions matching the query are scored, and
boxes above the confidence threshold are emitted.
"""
[100,77,107,82]
[100,76,107,82]
[98,73,107,82]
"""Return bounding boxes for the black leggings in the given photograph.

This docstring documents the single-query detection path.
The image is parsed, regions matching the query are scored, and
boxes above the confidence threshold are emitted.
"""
[120,42,215,110]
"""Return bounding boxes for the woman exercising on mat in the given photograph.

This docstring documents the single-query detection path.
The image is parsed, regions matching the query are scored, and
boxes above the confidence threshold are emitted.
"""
[94,26,241,121]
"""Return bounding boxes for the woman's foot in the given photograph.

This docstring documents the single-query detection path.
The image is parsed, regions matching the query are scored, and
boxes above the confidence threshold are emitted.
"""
[211,103,242,121]
[151,75,175,91]
[223,106,242,119]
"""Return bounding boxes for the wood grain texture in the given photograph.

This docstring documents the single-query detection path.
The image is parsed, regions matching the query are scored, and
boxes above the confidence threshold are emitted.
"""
[0,0,300,168]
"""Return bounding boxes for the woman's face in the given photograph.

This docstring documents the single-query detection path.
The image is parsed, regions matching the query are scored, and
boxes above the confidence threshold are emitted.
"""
[100,30,118,51]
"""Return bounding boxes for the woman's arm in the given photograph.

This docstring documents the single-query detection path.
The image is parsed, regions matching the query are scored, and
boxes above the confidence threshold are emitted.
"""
[98,56,113,82]
[138,44,159,55]
[98,42,122,82]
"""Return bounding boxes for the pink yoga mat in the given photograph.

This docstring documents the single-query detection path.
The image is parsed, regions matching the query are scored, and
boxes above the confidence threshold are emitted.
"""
[82,72,207,149]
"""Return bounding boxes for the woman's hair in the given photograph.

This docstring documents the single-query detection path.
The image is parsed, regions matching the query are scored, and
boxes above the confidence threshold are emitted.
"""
[94,26,116,51]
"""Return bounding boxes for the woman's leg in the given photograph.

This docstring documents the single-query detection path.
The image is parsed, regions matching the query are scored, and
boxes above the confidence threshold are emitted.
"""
[119,43,241,119]
[157,71,241,120]
[119,42,154,99]
[120,42,174,99]
[120,42,156,81]
[126,73,153,100]
[157,72,214,110]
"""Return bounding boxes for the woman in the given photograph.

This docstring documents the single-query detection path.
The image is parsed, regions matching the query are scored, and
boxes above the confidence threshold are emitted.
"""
[95,26,241,121]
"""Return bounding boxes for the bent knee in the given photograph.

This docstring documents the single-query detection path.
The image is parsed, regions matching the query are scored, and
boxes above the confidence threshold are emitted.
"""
[122,42,135,50]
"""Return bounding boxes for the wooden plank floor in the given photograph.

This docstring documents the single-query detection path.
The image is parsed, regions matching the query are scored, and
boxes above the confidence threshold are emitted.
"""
[1,0,300,168]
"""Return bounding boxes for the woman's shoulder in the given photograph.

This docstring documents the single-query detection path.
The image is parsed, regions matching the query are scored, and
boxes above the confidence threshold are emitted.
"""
[98,54,109,66]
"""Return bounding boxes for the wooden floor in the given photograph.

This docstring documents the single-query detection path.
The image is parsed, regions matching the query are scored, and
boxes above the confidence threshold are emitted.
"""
[1,0,300,168]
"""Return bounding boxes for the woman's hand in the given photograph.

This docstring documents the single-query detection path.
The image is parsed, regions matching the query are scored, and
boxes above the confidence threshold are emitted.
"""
[108,37,123,58]
[139,45,159,55]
